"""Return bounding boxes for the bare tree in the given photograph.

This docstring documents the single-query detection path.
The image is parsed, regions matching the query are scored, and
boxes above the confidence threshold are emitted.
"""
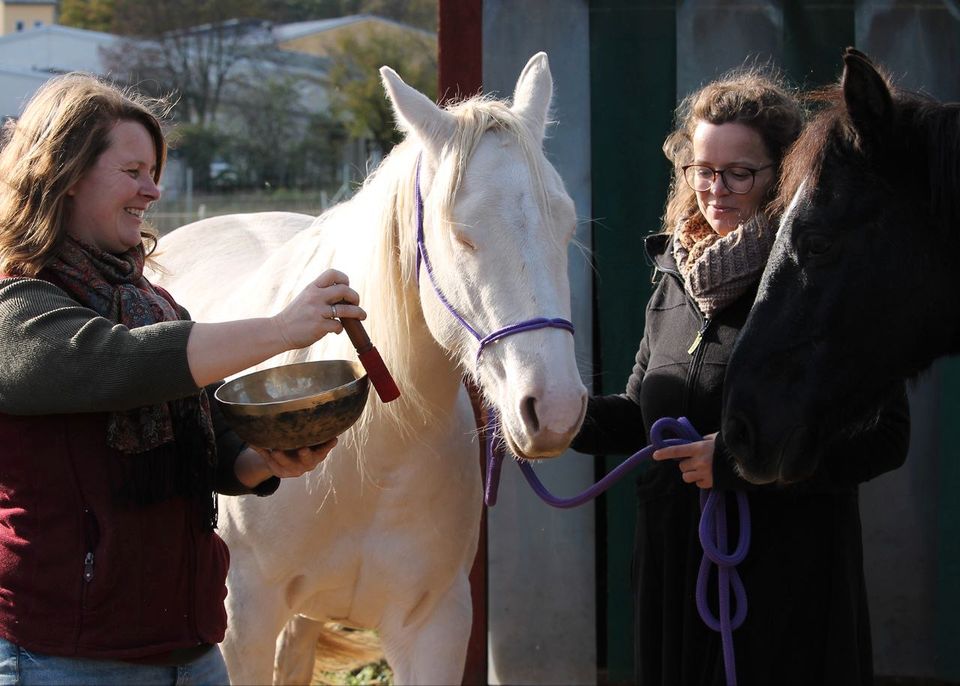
[254,0,437,31]
[101,0,269,126]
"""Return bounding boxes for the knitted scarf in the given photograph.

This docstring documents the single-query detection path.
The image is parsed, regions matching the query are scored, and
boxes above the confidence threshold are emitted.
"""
[42,236,218,526]
[672,212,777,318]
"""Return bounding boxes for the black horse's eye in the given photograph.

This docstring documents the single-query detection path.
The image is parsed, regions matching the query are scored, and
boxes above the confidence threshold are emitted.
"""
[800,234,833,258]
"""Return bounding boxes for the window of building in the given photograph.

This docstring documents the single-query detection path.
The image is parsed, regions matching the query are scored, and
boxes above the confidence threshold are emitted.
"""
[15,21,24,32]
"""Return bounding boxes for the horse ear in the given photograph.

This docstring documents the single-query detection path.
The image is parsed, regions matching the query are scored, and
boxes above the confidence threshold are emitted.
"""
[841,47,893,143]
[380,66,456,154]
[511,52,553,142]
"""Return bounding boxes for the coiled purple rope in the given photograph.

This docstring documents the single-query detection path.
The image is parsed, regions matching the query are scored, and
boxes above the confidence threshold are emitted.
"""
[485,415,750,686]
[697,488,750,686]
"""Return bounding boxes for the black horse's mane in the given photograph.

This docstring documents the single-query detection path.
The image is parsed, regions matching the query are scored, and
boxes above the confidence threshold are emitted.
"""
[777,82,960,229]
[923,100,960,229]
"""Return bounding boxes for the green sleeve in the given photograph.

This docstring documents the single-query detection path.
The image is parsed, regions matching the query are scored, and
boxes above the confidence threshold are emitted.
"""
[0,276,199,414]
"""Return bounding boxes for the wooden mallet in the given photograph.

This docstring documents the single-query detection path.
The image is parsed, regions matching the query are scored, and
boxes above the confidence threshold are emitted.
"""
[337,313,401,403]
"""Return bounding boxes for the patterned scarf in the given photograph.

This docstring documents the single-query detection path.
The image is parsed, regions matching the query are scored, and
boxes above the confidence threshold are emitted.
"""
[42,236,218,525]
[672,212,777,317]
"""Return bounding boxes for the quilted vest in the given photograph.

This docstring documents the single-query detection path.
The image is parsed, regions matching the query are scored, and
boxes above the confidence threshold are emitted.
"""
[0,410,229,659]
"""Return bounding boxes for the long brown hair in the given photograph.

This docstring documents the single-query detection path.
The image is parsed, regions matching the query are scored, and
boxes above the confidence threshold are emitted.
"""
[0,73,170,276]
[661,68,804,233]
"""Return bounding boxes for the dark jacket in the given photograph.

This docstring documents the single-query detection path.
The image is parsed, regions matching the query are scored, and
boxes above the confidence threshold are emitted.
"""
[573,233,910,686]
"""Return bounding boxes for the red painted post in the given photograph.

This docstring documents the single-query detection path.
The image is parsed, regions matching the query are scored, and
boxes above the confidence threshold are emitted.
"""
[439,0,483,104]
[463,382,489,686]
[437,4,485,684]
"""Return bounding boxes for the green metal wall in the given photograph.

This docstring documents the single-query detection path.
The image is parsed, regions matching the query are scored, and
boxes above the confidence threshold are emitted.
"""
[589,2,674,681]
[939,360,960,679]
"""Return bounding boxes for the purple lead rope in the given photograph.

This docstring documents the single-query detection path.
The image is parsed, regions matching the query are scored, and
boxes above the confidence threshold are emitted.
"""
[485,416,750,686]
[697,488,750,686]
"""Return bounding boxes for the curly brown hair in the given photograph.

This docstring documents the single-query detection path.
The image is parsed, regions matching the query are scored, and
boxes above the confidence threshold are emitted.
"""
[0,73,170,276]
[661,68,804,233]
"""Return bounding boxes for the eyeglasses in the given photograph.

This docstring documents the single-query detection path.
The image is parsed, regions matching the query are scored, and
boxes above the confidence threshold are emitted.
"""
[682,164,773,194]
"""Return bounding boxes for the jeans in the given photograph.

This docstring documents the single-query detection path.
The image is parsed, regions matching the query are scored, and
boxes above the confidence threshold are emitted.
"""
[0,636,230,686]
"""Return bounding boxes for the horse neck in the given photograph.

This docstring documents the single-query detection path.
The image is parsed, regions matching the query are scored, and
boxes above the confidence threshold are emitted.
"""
[902,102,960,356]
[914,102,960,232]
[333,144,465,442]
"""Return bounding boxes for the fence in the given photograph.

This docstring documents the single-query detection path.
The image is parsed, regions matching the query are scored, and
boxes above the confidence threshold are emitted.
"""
[149,187,355,236]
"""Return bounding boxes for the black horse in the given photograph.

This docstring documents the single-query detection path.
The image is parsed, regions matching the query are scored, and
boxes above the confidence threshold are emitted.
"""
[721,47,960,484]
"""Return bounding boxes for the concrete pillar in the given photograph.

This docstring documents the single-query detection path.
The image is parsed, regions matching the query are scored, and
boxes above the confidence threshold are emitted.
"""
[482,2,596,684]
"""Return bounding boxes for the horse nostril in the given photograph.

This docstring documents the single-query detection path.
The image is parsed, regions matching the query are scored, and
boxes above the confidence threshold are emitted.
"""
[723,413,753,463]
[521,396,540,433]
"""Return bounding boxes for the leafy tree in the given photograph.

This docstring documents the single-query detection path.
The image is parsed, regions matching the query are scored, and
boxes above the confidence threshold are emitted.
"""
[356,0,436,31]
[228,75,308,187]
[209,69,347,189]
[256,0,356,23]
[58,0,116,32]
[296,110,349,189]
[326,25,437,154]
[167,123,227,189]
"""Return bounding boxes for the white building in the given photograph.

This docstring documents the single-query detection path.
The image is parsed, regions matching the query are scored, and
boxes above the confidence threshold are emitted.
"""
[0,24,118,118]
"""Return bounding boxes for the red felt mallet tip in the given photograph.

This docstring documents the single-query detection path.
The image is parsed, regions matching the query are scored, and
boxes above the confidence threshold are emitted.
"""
[339,317,401,403]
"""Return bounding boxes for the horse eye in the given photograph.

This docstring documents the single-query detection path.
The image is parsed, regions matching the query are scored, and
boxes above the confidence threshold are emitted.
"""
[453,231,477,251]
[802,234,833,258]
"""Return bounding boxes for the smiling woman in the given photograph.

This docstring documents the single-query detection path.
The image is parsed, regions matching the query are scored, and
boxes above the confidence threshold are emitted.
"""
[0,72,370,684]
[66,120,161,253]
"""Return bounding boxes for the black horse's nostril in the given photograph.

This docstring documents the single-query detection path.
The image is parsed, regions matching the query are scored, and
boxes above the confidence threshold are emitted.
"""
[521,396,540,433]
[722,413,753,464]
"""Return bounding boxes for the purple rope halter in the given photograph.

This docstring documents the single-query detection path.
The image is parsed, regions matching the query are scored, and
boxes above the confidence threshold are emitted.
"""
[414,154,747,686]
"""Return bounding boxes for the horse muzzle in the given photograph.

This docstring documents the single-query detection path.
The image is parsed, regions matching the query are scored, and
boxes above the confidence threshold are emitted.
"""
[722,412,820,485]
[502,384,588,459]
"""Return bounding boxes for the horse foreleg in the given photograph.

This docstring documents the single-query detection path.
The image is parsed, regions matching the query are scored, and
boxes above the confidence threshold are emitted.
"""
[220,568,290,686]
[273,615,323,685]
[379,573,473,685]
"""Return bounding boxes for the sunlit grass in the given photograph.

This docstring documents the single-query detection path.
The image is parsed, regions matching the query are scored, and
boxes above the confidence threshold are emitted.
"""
[314,658,393,685]
[310,627,392,686]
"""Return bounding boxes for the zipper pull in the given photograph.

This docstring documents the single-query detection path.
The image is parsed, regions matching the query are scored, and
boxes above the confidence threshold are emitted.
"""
[688,319,711,355]
[84,552,94,582]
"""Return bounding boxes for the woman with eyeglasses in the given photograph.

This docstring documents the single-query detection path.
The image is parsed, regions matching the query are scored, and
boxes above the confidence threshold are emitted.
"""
[572,69,909,685]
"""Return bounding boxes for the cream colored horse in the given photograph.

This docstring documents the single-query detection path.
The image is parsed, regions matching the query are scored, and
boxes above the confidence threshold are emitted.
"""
[151,53,586,685]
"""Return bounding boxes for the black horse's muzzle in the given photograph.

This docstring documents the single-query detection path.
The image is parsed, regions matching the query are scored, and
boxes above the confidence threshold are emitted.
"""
[722,410,820,485]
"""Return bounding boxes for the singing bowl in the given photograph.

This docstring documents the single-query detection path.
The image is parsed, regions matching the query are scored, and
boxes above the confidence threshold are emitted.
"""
[214,360,369,451]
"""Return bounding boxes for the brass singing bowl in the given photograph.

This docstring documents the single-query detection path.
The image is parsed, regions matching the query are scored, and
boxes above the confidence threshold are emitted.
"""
[214,360,369,451]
